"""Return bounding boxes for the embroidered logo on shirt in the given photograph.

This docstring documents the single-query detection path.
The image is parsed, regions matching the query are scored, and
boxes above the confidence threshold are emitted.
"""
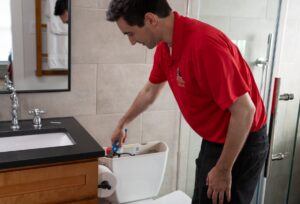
[176,67,185,87]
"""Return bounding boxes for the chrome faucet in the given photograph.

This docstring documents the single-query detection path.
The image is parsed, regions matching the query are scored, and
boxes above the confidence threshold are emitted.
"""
[4,75,20,131]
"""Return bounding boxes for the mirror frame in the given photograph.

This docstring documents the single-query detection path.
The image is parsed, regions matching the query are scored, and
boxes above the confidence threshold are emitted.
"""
[0,0,71,94]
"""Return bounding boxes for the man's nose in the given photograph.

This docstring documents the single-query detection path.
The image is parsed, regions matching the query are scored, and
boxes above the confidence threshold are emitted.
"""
[128,36,136,45]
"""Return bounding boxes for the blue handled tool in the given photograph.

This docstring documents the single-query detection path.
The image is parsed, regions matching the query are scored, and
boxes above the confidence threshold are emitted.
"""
[112,140,119,154]
[112,128,128,154]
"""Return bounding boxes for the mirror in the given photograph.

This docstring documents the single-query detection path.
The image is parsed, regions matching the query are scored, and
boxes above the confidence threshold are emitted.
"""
[0,0,71,93]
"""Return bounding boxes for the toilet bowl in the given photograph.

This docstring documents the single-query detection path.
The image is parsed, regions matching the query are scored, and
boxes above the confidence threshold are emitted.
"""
[98,141,191,204]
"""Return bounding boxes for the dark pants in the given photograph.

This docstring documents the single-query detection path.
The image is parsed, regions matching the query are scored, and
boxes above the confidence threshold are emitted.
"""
[192,125,269,204]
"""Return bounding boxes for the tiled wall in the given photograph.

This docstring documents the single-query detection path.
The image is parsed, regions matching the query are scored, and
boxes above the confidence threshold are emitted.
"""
[0,0,187,196]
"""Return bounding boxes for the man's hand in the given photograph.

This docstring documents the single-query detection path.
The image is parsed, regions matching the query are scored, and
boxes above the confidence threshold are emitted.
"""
[111,126,127,147]
[207,165,232,204]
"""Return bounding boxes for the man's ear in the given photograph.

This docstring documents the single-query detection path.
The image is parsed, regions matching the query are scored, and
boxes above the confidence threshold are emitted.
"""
[144,12,159,26]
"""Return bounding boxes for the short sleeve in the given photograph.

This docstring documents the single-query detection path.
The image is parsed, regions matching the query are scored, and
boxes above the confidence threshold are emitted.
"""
[149,45,167,84]
[198,43,250,110]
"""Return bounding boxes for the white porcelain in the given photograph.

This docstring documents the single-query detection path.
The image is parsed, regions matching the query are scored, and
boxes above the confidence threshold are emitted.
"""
[99,141,168,203]
[151,190,191,204]
[99,142,191,204]
[0,132,74,152]
[128,190,191,204]
[127,198,154,204]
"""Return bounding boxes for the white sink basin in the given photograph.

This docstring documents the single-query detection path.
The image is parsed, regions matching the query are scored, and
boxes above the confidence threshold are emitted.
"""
[0,132,74,152]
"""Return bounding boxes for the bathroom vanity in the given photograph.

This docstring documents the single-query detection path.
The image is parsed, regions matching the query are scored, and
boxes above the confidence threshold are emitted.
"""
[0,117,105,204]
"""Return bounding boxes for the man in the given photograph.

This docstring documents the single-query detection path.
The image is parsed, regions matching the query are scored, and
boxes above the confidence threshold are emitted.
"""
[54,0,68,24]
[107,0,269,203]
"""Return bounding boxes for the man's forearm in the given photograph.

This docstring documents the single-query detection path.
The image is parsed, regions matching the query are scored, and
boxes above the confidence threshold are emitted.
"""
[118,81,165,128]
[216,94,256,171]
[118,90,153,128]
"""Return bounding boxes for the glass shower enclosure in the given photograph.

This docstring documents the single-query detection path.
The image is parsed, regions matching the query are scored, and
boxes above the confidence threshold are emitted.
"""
[176,0,300,203]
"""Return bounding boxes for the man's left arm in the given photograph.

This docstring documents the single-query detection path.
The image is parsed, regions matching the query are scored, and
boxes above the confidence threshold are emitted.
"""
[207,92,256,204]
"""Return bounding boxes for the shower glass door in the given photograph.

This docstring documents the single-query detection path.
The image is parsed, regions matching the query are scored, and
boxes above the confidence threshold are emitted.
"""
[177,0,282,203]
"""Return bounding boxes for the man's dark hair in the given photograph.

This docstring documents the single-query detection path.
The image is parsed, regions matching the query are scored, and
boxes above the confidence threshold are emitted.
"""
[54,0,68,16]
[106,0,172,27]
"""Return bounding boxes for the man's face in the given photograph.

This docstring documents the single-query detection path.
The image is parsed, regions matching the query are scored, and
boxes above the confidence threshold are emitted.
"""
[60,10,69,24]
[116,17,158,49]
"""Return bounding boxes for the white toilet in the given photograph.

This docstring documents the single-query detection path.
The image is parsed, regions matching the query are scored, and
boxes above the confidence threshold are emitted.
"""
[99,141,191,204]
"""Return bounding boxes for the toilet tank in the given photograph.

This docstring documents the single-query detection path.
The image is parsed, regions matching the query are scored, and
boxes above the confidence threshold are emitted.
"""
[99,141,169,203]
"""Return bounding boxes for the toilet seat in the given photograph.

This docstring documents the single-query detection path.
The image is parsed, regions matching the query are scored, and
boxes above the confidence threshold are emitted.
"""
[128,190,191,204]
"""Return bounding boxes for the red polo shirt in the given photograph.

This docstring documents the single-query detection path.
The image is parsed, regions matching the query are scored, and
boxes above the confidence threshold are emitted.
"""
[149,12,266,144]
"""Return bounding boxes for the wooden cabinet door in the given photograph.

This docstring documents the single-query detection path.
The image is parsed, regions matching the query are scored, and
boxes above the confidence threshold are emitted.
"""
[0,160,98,204]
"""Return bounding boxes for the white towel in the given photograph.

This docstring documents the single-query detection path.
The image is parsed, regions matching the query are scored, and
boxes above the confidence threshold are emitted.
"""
[45,0,68,69]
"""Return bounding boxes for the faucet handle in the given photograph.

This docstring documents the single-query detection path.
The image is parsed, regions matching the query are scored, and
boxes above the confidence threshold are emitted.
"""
[28,108,46,116]
[28,109,46,128]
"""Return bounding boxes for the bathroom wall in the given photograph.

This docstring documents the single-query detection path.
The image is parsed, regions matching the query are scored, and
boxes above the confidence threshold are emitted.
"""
[0,0,187,196]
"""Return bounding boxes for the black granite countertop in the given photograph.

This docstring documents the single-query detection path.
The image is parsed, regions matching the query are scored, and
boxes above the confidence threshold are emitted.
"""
[0,117,105,170]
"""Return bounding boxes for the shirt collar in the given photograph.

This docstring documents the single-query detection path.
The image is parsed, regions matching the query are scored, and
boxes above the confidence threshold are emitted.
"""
[171,11,184,61]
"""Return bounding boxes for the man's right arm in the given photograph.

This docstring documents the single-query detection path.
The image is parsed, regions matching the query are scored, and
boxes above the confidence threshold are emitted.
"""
[111,81,165,145]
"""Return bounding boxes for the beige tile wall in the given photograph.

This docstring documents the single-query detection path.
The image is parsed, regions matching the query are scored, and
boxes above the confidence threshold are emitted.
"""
[0,0,187,196]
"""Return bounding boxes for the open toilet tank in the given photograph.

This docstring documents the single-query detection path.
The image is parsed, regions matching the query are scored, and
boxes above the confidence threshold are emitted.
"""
[99,141,169,203]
